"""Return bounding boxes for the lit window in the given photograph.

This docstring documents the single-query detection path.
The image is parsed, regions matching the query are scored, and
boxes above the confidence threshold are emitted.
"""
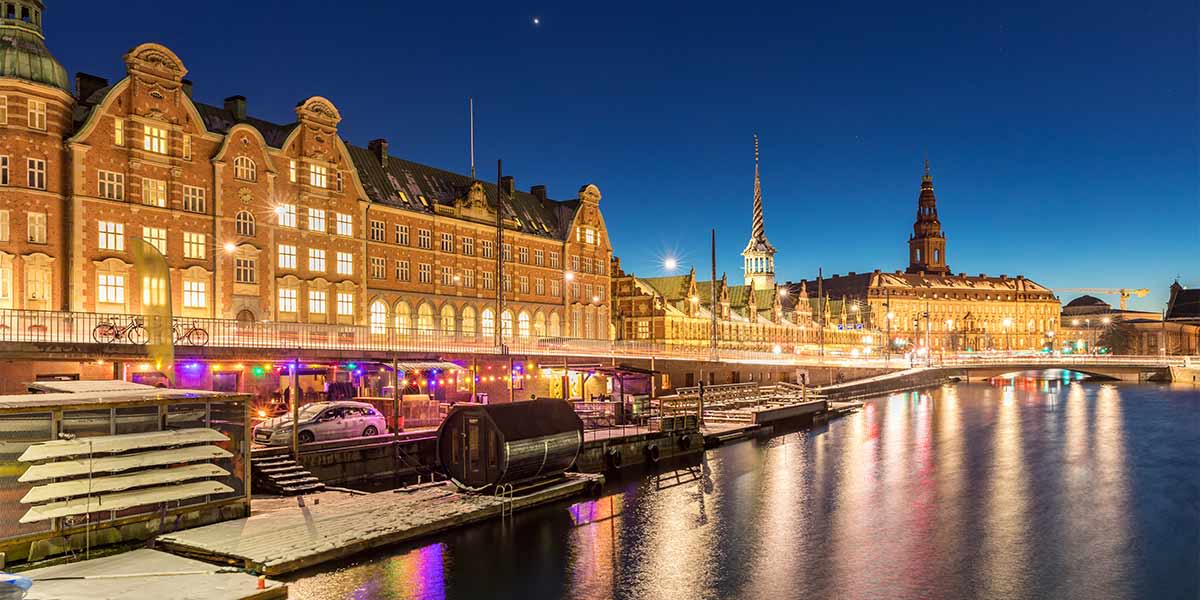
[142,276,167,306]
[183,232,205,259]
[26,212,45,243]
[417,229,431,249]
[308,164,327,188]
[27,100,46,131]
[369,301,387,333]
[98,170,124,200]
[142,227,167,255]
[336,292,354,316]
[0,210,8,242]
[97,273,124,304]
[113,117,124,145]
[289,160,296,183]
[308,248,326,272]
[233,156,256,181]
[98,221,124,251]
[370,257,385,279]
[307,208,325,232]
[418,263,431,284]
[308,290,326,315]
[182,280,207,308]
[142,178,166,207]
[26,158,45,189]
[336,252,353,276]
[143,125,168,154]
[182,185,206,213]
[277,287,297,313]
[235,210,255,236]
[336,213,353,236]
[441,233,453,253]
[277,204,296,227]
[370,220,384,242]
[0,96,7,124]
[550,251,560,269]
[481,309,495,338]
[234,257,256,283]
[278,244,296,269]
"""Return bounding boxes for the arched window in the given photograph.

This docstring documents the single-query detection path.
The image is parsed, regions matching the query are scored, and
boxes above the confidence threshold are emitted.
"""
[481,308,495,338]
[549,312,561,337]
[369,300,387,334]
[417,303,434,334]
[534,312,546,337]
[395,301,411,333]
[235,210,255,237]
[517,311,531,339]
[234,156,256,181]
[461,306,476,338]
[500,310,514,339]
[440,304,456,334]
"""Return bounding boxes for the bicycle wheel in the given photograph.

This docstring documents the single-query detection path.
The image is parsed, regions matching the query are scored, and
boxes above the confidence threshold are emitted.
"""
[188,328,210,347]
[92,324,117,344]
[128,325,149,345]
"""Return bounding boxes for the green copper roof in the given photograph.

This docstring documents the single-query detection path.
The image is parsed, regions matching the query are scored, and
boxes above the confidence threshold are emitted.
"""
[0,26,69,92]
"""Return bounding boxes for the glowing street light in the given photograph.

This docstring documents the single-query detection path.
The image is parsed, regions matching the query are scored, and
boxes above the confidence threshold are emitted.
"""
[223,242,237,253]
[564,271,575,282]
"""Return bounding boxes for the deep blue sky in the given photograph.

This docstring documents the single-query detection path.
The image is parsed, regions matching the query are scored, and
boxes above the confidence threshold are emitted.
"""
[48,1,1197,310]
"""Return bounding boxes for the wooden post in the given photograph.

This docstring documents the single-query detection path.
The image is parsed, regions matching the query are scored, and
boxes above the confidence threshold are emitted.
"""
[392,355,400,439]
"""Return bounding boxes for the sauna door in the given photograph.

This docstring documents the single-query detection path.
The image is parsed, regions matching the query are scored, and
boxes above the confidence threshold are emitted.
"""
[462,415,486,487]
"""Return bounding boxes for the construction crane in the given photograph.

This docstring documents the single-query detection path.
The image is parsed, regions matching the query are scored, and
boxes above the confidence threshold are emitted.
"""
[1056,288,1150,310]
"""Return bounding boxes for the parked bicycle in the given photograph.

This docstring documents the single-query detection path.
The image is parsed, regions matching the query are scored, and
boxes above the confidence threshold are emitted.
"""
[173,319,210,346]
[92,316,147,345]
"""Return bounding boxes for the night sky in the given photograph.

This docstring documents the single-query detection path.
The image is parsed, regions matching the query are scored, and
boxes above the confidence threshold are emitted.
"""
[47,1,1196,310]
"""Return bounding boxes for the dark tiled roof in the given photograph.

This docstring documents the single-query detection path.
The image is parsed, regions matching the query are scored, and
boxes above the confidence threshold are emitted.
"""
[1167,287,1200,321]
[346,145,576,241]
[786,270,1054,298]
[193,103,298,148]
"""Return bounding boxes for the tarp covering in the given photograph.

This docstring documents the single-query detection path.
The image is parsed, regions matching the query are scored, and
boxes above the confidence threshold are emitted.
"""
[20,463,229,504]
[18,445,233,482]
[19,428,229,462]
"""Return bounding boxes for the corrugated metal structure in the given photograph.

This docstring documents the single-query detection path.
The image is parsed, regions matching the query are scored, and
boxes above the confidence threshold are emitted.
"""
[0,388,250,566]
[436,399,583,492]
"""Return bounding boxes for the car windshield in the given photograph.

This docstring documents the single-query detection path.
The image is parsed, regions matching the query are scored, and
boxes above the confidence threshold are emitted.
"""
[297,404,328,420]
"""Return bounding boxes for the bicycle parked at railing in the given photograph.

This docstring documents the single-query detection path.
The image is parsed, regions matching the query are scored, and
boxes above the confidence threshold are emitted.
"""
[172,319,210,346]
[92,316,147,345]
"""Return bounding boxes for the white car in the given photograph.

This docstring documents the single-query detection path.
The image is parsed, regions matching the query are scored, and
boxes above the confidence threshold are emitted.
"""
[253,400,387,445]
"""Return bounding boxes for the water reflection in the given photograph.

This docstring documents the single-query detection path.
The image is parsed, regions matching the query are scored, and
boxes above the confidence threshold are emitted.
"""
[291,379,1199,600]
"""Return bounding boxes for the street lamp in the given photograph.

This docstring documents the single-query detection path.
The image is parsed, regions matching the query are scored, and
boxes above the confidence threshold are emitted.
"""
[1002,317,1013,352]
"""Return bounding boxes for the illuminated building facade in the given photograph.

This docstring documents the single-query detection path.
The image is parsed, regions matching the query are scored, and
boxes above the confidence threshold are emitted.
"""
[787,162,1061,352]
[0,5,611,341]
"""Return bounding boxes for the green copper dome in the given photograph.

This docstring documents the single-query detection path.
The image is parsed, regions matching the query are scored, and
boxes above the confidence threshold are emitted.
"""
[0,1,69,93]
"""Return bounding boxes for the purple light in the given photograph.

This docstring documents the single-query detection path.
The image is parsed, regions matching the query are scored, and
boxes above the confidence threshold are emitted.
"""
[185,362,201,370]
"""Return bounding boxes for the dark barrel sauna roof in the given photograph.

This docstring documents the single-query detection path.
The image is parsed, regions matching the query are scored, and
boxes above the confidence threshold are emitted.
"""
[481,398,583,440]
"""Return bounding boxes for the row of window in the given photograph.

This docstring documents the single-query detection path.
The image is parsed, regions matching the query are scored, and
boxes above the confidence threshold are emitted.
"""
[274,205,354,235]
[277,288,356,316]
[0,210,46,244]
[0,257,51,303]
[96,221,207,259]
[366,301,597,340]
[0,156,47,189]
[95,273,208,309]
[277,245,355,276]
[97,170,207,212]
[0,96,47,131]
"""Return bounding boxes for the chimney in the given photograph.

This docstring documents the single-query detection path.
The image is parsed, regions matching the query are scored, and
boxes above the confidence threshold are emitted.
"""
[182,79,193,98]
[75,72,108,103]
[368,139,389,166]
[848,271,856,276]
[223,95,247,121]
[501,176,514,196]
[531,184,547,204]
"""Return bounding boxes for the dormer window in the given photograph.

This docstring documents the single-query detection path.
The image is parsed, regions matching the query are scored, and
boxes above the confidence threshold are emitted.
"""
[234,156,256,181]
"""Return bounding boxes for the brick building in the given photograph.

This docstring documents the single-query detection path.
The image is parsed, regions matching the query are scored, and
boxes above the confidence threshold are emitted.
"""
[0,4,610,342]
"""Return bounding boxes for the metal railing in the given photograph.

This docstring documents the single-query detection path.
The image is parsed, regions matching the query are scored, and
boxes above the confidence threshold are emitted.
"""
[0,307,1190,368]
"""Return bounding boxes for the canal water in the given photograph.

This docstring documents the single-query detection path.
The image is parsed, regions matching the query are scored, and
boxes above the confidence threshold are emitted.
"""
[288,373,1200,600]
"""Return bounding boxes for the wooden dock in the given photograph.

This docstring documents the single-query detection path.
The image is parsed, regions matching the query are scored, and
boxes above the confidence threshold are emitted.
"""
[156,473,603,576]
[20,548,287,600]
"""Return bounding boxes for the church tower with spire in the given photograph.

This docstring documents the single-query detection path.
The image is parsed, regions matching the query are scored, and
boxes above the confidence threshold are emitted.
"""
[906,160,950,274]
[743,134,777,288]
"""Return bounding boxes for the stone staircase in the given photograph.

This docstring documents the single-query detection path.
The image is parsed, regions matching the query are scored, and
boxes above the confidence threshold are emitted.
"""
[251,455,325,496]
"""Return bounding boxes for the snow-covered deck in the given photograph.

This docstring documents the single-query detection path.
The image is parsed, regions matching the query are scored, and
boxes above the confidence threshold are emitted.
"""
[18,445,232,482]
[19,548,286,600]
[157,473,603,575]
